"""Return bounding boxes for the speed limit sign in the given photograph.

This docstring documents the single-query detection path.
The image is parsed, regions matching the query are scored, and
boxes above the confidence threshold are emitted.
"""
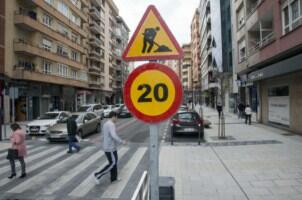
[124,62,183,123]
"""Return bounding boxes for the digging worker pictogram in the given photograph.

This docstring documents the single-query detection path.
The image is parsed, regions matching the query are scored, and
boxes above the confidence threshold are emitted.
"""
[142,27,160,53]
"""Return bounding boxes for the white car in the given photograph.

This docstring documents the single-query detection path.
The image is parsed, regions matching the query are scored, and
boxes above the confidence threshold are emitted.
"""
[102,105,114,118]
[113,104,124,114]
[26,111,71,135]
[78,104,104,118]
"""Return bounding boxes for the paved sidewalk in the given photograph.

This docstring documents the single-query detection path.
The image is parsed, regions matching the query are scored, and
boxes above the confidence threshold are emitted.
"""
[160,106,302,200]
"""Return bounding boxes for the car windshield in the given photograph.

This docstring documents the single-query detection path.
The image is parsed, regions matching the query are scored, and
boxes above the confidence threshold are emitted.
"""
[178,113,196,121]
[39,113,59,120]
[78,106,90,112]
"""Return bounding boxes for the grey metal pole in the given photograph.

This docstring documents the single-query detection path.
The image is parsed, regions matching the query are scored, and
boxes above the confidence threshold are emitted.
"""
[149,124,159,200]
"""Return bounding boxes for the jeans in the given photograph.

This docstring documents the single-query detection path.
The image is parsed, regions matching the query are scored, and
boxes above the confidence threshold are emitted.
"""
[68,135,80,152]
[9,157,26,175]
[245,114,251,125]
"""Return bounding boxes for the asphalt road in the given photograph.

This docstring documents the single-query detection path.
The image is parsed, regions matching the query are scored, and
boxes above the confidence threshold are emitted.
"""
[0,117,168,200]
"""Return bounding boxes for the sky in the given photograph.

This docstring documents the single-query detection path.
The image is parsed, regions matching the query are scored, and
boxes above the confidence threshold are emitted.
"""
[114,0,200,46]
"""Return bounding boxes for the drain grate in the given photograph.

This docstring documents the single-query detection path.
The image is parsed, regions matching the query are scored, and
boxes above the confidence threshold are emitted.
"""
[207,140,282,147]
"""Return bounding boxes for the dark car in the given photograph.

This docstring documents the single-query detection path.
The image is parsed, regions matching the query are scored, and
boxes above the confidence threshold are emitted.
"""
[118,105,132,118]
[171,111,204,138]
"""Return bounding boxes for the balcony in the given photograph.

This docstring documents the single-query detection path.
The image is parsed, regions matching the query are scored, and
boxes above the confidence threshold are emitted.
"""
[89,80,102,88]
[89,65,101,72]
[14,40,85,70]
[246,0,263,19]
[89,7,101,21]
[14,12,85,53]
[89,21,101,34]
[88,70,101,76]
[248,32,275,56]
[89,36,102,47]
[91,0,101,7]
[89,50,101,61]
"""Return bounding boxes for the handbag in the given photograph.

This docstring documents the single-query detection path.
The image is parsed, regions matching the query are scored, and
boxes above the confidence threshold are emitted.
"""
[6,149,19,160]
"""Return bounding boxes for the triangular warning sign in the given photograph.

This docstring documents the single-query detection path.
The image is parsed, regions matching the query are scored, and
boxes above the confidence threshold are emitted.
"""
[122,5,184,61]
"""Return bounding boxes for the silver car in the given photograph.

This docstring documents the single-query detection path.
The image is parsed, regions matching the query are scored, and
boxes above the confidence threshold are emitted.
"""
[46,112,101,142]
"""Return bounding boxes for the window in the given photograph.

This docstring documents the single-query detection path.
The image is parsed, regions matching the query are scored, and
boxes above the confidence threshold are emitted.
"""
[43,60,52,74]
[42,39,52,51]
[58,64,68,77]
[236,5,245,29]
[71,12,81,27]
[42,14,52,27]
[238,39,246,63]
[70,0,81,9]
[71,33,78,43]
[282,0,302,34]
[58,1,69,17]
[57,45,68,57]
[70,69,77,79]
[71,51,78,61]
[57,23,69,38]
[45,0,54,5]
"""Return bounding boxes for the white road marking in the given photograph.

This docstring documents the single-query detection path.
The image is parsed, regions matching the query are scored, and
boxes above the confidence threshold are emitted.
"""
[0,146,61,176]
[0,145,35,163]
[68,147,129,198]
[101,147,147,199]
[0,147,67,187]
[7,147,95,193]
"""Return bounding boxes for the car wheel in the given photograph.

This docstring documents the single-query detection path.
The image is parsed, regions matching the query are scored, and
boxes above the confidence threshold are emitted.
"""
[78,130,83,138]
[96,123,101,133]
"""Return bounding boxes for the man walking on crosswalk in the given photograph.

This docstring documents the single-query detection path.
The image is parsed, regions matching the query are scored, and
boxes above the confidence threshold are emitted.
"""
[94,111,127,184]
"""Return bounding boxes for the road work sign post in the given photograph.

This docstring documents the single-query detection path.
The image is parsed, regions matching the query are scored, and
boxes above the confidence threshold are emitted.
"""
[123,5,183,200]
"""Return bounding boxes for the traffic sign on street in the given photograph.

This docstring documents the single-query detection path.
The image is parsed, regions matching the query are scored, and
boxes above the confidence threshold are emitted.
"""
[124,62,183,123]
[122,5,184,61]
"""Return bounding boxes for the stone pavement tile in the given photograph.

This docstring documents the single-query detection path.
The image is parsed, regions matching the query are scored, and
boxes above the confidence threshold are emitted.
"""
[268,186,300,195]
[278,172,302,179]
[243,187,272,196]
[248,194,287,200]
[274,179,302,186]
[289,194,302,200]
[255,172,280,180]
[250,180,277,188]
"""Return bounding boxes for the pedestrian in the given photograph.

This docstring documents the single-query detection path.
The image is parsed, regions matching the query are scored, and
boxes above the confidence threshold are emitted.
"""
[237,102,245,119]
[94,111,127,184]
[67,116,80,153]
[216,102,223,118]
[245,104,252,125]
[7,123,27,179]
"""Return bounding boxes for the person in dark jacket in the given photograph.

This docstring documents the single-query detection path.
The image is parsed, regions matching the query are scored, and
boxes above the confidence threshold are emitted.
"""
[67,116,80,153]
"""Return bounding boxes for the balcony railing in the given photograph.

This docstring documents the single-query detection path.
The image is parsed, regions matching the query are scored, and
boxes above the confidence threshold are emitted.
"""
[89,7,101,20]
[246,0,263,19]
[248,32,275,56]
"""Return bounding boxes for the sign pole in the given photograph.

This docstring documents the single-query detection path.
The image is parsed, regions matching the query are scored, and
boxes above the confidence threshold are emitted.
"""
[149,124,159,200]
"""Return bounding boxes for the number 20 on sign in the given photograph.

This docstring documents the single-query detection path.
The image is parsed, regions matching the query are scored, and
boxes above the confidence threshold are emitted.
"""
[124,62,183,123]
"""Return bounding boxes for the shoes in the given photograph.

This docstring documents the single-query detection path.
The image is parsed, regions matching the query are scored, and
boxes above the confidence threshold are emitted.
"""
[19,173,26,178]
[94,173,100,185]
[111,178,121,183]
[76,147,81,152]
[8,173,16,179]
[67,150,73,154]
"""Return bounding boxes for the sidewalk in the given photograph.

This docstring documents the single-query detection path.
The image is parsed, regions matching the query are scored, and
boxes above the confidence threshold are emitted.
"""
[159,106,302,200]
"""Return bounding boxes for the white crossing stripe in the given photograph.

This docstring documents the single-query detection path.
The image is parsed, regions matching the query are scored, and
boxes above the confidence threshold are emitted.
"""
[7,146,95,193]
[0,147,67,187]
[0,146,61,176]
[68,147,129,198]
[41,148,106,195]
[0,146,45,166]
[0,145,33,158]
[101,147,147,199]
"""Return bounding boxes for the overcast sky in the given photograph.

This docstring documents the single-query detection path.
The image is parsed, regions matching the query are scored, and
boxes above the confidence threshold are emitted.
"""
[114,0,200,45]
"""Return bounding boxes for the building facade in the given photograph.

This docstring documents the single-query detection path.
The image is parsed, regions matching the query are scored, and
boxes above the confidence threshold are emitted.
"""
[181,43,193,104]
[232,0,302,133]
[2,0,128,123]
[191,9,202,103]
[199,0,222,108]
[0,0,5,137]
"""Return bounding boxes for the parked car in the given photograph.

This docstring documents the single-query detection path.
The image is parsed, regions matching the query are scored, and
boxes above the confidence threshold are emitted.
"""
[26,111,71,135]
[171,111,204,138]
[113,104,124,114]
[118,105,132,118]
[178,105,188,112]
[46,112,101,142]
[102,105,114,118]
[78,104,104,118]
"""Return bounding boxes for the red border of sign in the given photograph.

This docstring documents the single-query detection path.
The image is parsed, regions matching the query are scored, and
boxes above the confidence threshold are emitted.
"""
[124,63,183,123]
[122,5,184,61]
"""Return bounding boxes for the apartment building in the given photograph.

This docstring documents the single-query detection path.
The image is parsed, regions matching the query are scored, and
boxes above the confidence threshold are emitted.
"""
[0,0,5,134]
[233,0,302,133]
[181,43,193,103]
[199,0,222,108]
[1,0,129,122]
[191,9,202,103]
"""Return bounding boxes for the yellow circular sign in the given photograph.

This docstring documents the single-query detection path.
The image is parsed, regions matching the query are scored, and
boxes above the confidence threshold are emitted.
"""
[130,70,176,116]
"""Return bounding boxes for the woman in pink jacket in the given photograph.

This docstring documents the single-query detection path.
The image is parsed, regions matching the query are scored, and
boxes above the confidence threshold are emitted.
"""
[8,123,27,179]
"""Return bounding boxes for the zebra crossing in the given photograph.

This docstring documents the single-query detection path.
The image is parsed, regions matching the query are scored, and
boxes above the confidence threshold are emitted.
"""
[0,142,148,200]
